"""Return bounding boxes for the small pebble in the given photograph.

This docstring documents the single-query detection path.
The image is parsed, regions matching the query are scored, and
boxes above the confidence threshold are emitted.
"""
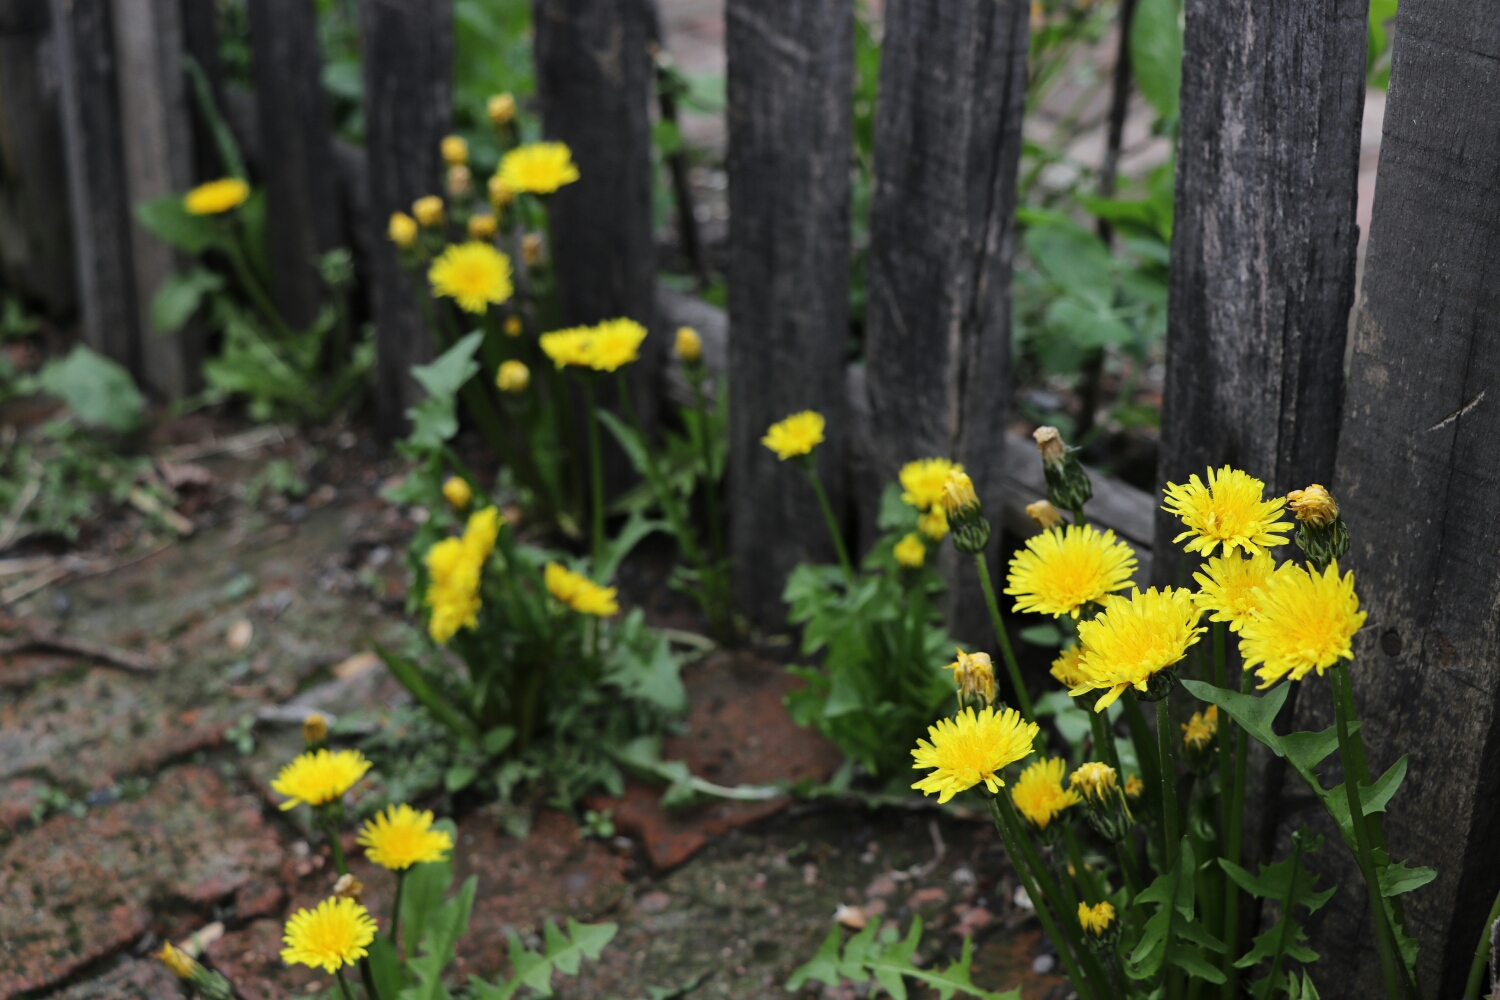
[1032,953,1056,974]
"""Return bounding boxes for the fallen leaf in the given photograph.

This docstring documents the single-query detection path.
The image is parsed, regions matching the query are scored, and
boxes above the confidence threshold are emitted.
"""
[332,651,380,679]
[834,904,869,929]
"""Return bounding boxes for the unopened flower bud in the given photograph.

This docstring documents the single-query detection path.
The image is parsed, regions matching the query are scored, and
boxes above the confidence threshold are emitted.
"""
[674,326,702,363]
[1034,426,1093,513]
[1181,705,1218,776]
[488,93,516,126]
[1070,761,1133,843]
[1078,901,1121,953]
[157,943,233,1000]
[413,196,444,228]
[333,872,364,903]
[468,213,497,240]
[1287,484,1349,571]
[302,712,328,749]
[441,135,468,166]
[447,164,472,197]
[388,212,418,249]
[1124,774,1144,800]
[504,316,523,337]
[488,174,514,208]
[941,471,990,553]
[521,232,545,266]
[945,647,996,709]
[442,476,472,510]
[1025,500,1065,530]
[497,360,530,393]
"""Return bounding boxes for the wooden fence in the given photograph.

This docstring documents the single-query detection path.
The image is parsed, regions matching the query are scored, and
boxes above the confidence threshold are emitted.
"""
[3,0,1499,993]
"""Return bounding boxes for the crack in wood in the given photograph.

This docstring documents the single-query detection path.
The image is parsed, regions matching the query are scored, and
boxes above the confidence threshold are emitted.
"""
[1426,387,1487,431]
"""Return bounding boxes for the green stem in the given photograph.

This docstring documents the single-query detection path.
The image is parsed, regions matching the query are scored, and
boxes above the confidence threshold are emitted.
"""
[1264,836,1303,1000]
[689,370,726,566]
[1071,506,1088,527]
[1116,836,1144,902]
[1088,707,1121,773]
[223,228,296,341]
[1064,825,1101,905]
[335,968,357,1000]
[582,378,605,567]
[1464,886,1500,999]
[616,373,704,568]
[974,554,1034,720]
[1122,691,1163,820]
[1156,693,1180,868]
[1333,664,1404,1000]
[390,869,407,945]
[518,663,544,753]
[991,799,1101,1000]
[804,462,854,582]
[321,806,348,876]
[1222,651,1248,998]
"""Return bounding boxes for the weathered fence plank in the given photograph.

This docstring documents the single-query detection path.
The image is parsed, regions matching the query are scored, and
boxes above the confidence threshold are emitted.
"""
[860,0,1029,645]
[180,0,229,182]
[50,0,138,369]
[360,0,452,438]
[248,0,343,330]
[724,0,855,626]
[1286,4,1500,995]
[110,0,204,398]
[0,2,76,320]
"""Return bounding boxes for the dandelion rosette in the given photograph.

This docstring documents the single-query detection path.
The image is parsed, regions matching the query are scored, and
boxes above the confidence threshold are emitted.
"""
[425,507,501,643]
[910,706,1039,804]
[428,242,514,314]
[272,749,371,810]
[1192,550,1275,632]
[1072,587,1205,710]
[185,178,250,215]
[893,533,926,569]
[899,458,963,512]
[280,896,379,973]
[1011,757,1082,833]
[1238,559,1366,688]
[498,142,580,194]
[1161,466,1292,557]
[761,411,825,461]
[357,804,454,871]
[1004,524,1138,619]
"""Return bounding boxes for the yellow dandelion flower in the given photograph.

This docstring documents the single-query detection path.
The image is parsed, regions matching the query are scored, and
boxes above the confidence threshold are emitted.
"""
[918,507,948,540]
[539,326,595,368]
[429,242,513,314]
[442,476,472,510]
[1286,484,1338,527]
[1182,705,1218,751]
[468,213,498,240]
[497,359,530,393]
[185,177,250,215]
[413,195,444,228]
[280,896,378,973]
[899,458,962,512]
[387,211,418,248]
[761,411,825,460]
[945,647,997,707]
[1069,761,1118,802]
[425,507,500,643]
[1239,559,1365,688]
[1072,587,1205,711]
[1050,644,1088,689]
[357,804,453,871]
[674,326,702,362]
[1193,550,1275,632]
[894,533,926,568]
[910,706,1039,804]
[941,470,980,517]
[1005,525,1138,619]
[158,942,197,979]
[488,93,517,126]
[1011,757,1082,831]
[499,142,580,194]
[586,317,647,372]
[1161,466,1292,557]
[441,135,468,166]
[272,749,371,810]
[1079,901,1116,936]
[544,562,619,616]
[1124,774,1144,799]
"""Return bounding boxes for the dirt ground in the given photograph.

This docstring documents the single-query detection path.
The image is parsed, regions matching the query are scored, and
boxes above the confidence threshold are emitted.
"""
[0,420,1069,1000]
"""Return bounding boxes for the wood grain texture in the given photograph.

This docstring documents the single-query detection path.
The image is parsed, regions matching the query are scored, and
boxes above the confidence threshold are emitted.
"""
[179,0,229,182]
[248,0,343,330]
[110,0,203,397]
[359,0,451,438]
[1152,0,1366,587]
[860,0,1028,643]
[1283,4,1500,995]
[724,0,854,626]
[49,0,139,369]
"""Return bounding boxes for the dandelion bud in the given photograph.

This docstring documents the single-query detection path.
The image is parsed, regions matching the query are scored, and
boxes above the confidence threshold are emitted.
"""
[468,213,497,240]
[302,712,328,749]
[1181,705,1218,776]
[1025,500,1065,530]
[1287,484,1349,571]
[674,326,703,363]
[157,943,234,1000]
[504,315,523,337]
[488,174,514,208]
[893,533,926,569]
[442,476,473,510]
[945,648,996,709]
[488,93,517,126]
[387,211,418,249]
[447,164,472,197]
[1033,425,1093,513]
[413,196,444,228]
[1078,901,1121,952]
[441,135,468,166]
[333,872,364,903]
[521,232,545,266]
[497,360,530,393]
[942,470,990,554]
[1070,761,1133,843]
[1124,773,1144,800]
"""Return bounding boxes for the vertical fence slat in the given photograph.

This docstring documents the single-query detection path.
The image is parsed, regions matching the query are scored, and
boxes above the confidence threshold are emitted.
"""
[361,0,451,439]
[860,0,1029,644]
[109,0,203,397]
[724,0,855,626]
[1288,4,1500,995]
[180,0,229,182]
[248,0,343,330]
[50,0,138,370]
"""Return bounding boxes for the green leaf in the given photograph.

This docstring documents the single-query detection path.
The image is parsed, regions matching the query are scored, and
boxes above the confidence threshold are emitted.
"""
[445,764,478,792]
[786,927,843,991]
[595,409,652,478]
[412,332,484,399]
[1380,861,1437,897]
[136,193,226,253]
[1019,624,1062,647]
[151,268,225,333]
[1170,944,1226,983]
[1024,221,1115,308]
[1180,680,1290,755]
[1130,0,1183,122]
[37,346,145,432]
[593,510,666,583]
[376,644,481,743]
[407,396,460,449]
[1046,296,1136,349]
[482,726,517,755]
[1362,754,1408,815]
[400,874,477,1000]
[400,844,458,962]
[786,918,1014,1000]
[471,919,618,999]
[603,612,688,713]
[367,933,405,1000]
